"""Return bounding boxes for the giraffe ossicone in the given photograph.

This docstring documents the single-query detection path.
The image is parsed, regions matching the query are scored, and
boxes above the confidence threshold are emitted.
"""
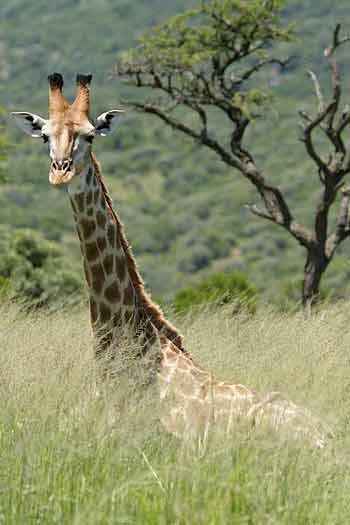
[12,73,332,449]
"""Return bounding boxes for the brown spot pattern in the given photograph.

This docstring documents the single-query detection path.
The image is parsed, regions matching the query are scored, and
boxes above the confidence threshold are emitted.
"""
[87,208,93,217]
[107,223,116,247]
[85,241,99,262]
[97,237,107,252]
[104,282,121,303]
[81,219,96,239]
[93,189,100,204]
[75,193,85,213]
[116,255,126,282]
[86,169,92,186]
[103,254,114,275]
[86,191,93,206]
[100,302,112,323]
[96,210,107,230]
[123,282,135,306]
[90,298,98,324]
[91,263,104,295]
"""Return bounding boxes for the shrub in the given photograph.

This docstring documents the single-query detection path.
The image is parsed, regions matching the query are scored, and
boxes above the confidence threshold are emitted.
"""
[0,227,83,307]
[173,271,256,315]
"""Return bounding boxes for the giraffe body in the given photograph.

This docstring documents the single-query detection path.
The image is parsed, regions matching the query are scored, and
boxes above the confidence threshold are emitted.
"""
[12,73,331,449]
[158,340,331,448]
[159,341,258,439]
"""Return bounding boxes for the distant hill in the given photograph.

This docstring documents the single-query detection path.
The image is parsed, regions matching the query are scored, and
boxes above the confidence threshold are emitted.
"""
[1,0,350,303]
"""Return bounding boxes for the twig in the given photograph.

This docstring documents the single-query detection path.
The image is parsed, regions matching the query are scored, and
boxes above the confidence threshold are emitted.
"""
[308,70,325,113]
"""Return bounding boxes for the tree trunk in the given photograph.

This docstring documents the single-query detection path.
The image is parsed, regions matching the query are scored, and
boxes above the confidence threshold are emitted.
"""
[302,249,329,315]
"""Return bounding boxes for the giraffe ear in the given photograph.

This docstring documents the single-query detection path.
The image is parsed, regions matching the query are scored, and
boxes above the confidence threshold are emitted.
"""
[95,110,125,136]
[11,112,47,138]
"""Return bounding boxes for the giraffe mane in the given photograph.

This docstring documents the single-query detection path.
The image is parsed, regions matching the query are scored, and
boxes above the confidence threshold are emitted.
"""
[90,153,187,354]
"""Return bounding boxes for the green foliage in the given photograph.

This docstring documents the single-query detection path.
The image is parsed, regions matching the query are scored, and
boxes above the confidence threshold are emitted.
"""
[0,227,83,307]
[233,88,273,120]
[137,0,292,68]
[121,0,293,120]
[2,0,350,307]
[173,271,256,314]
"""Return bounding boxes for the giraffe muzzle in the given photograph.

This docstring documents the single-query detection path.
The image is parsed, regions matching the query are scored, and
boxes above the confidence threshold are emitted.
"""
[49,159,75,186]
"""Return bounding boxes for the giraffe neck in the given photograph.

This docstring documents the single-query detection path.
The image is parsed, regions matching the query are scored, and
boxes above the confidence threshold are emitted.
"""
[67,153,184,360]
[68,154,158,356]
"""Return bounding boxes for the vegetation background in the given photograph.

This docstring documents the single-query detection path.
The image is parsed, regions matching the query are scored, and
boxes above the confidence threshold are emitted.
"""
[1,0,350,306]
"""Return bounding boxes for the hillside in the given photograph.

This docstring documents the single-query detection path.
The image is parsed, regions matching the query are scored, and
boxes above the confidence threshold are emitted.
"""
[1,0,350,303]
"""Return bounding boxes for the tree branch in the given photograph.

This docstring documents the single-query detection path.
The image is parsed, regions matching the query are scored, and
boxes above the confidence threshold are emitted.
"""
[236,57,292,85]
[298,25,350,257]
[326,186,350,258]
[245,201,313,248]
[245,204,273,221]
[116,14,350,309]
[300,25,350,171]
[299,103,332,176]
[308,70,325,113]
[324,23,350,58]
[131,97,313,249]
[130,101,244,171]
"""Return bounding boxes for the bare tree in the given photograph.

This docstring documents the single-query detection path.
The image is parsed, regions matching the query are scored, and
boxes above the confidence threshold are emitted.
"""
[115,0,350,312]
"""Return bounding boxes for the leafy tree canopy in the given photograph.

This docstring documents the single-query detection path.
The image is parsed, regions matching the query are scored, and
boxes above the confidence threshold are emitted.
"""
[120,0,293,121]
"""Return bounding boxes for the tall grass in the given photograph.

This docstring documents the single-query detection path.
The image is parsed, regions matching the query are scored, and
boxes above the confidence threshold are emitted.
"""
[1,302,350,523]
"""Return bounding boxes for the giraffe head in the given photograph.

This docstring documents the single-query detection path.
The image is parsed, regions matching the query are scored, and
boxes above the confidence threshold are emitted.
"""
[12,73,123,186]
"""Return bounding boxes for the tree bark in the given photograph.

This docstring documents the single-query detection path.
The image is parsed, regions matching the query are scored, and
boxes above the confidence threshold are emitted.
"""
[302,249,329,314]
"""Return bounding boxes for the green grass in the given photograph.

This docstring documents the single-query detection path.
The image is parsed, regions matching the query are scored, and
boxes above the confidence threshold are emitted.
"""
[1,302,350,523]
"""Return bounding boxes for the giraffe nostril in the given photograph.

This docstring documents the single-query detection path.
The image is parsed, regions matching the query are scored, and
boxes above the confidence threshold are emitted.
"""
[52,159,72,172]
[62,159,72,171]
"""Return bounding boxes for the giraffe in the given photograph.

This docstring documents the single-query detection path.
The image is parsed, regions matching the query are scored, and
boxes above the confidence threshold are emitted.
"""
[11,73,331,448]
[12,73,183,369]
[158,337,331,448]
